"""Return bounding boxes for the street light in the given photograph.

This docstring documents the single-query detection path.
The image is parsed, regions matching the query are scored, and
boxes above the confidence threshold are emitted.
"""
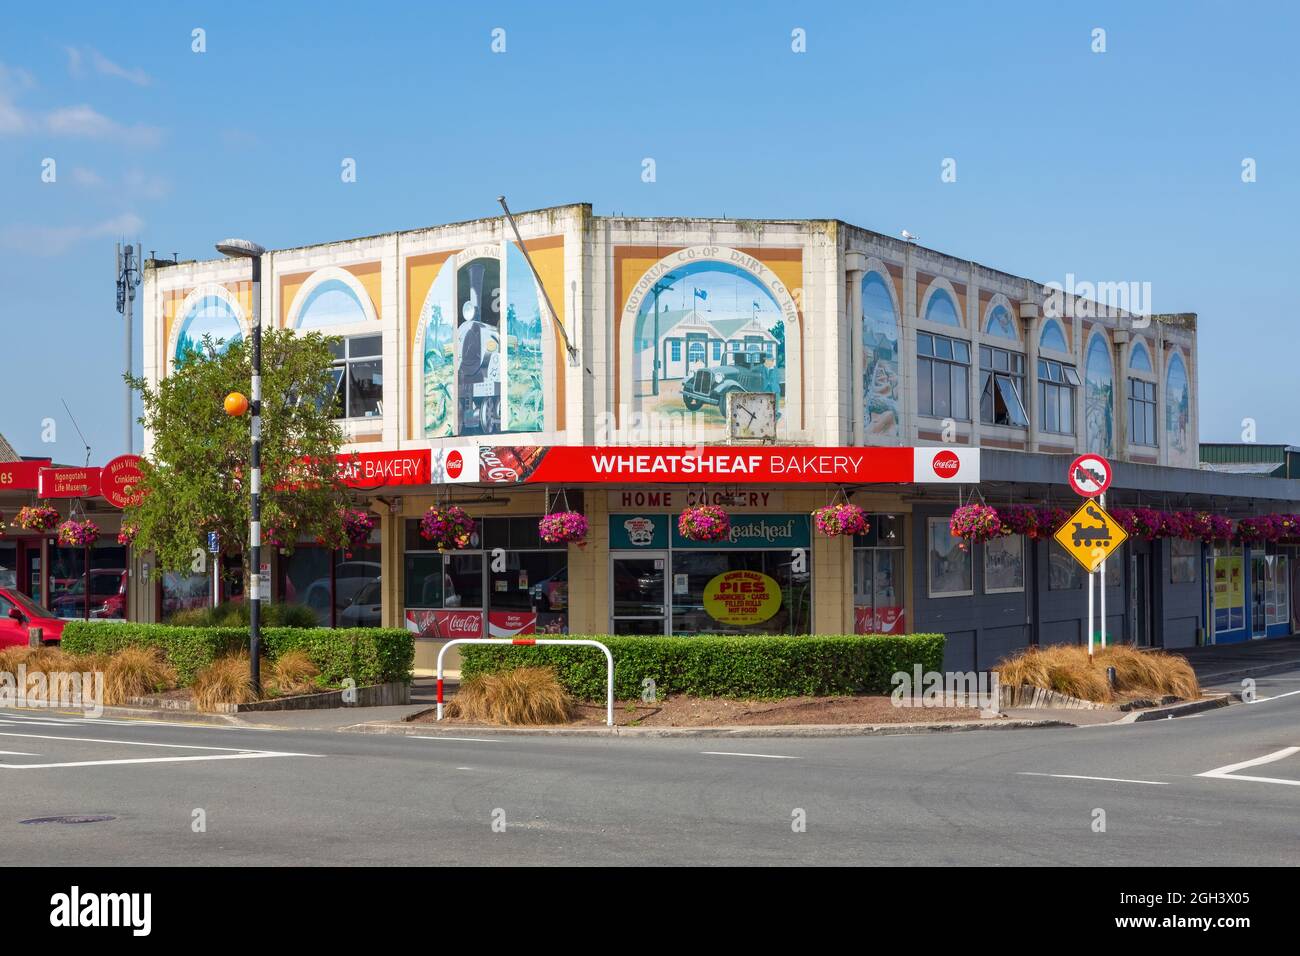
[216,237,266,695]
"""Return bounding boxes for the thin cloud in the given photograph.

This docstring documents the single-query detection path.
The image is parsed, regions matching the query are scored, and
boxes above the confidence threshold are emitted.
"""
[43,104,163,146]
[0,213,145,256]
[70,166,104,187]
[66,46,151,86]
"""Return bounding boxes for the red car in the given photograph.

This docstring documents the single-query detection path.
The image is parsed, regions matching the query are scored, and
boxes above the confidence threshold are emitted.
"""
[0,588,65,647]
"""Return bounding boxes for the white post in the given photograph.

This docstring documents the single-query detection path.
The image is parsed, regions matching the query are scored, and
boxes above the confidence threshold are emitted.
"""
[1099,492,1107,648]
[1087,570,1095,657]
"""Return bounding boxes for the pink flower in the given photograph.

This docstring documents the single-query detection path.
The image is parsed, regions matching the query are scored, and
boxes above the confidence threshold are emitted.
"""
[678,505,731,542]
[813,503,869,537]
[538,511,588,544]
[949,504,1001,549]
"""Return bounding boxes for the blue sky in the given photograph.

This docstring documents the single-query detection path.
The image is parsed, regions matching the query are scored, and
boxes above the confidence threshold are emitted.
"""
[1,0,1295,464]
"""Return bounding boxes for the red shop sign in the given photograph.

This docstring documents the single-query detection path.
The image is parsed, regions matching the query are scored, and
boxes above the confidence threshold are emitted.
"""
[101,454,146,509]
[0,459,51,491]
[38,466,102,499]
[337,450,432,489]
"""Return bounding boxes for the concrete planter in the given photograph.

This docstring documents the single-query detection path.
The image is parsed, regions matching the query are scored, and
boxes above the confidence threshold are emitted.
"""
[127,680,411,714]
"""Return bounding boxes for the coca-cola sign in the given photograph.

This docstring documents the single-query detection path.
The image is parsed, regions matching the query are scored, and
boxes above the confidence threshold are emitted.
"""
[931,450,961,478]
[404,609,484,639]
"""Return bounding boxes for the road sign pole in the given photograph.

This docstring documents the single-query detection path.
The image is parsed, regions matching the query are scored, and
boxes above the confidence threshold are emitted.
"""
[1099,492,1107,649]
[1087,569,1095,657]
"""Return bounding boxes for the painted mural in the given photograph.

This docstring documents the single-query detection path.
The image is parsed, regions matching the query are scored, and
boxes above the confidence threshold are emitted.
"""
[625,256,795,434]
[1084,333,1114,455]
[174,293,243,366]
[295,278,369,329]
[861,271,900,438]
[412,240,555,439]
[1166,351,1190,454]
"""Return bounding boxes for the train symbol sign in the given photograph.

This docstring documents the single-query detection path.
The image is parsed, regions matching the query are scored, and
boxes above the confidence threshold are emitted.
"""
[1067,454,1112,497]
[1054,500,1128,573]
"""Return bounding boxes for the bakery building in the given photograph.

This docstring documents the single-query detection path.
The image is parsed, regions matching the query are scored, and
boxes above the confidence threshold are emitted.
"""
[134,204,1296,671]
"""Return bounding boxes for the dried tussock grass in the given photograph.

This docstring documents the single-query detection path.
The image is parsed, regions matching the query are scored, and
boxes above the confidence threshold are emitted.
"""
[271,649,320,696]
[192,653,259,712]
[103,646,177,706]
[996,643,1200,703]
[446,667,574,726]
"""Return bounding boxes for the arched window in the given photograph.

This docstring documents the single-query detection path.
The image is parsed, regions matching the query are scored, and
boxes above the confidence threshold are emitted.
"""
[1166,351,1190,453]
[174,293,243,367]
[1129,341,1153,372]
[294,277,369,330]
[924,288,961,326]
[1039,319,1068,352]
[862,271,900,438]
[1084,334,1114,455]
[984,304,1017,340]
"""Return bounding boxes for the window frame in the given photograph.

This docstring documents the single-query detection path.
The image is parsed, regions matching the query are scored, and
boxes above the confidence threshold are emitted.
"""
[1128,377,1158,447]
[1038,357,1079,435]
[978,344,1028,428]
[983,534,1026,594]
[330,334,384,421]
[916,331,971,421]
[927,517,974,598]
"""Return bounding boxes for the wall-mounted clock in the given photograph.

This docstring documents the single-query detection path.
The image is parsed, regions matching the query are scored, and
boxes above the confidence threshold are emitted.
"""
[727,391,777,441]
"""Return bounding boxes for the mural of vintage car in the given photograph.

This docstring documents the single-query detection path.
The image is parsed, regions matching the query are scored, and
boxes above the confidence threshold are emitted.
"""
[680,352,784,411]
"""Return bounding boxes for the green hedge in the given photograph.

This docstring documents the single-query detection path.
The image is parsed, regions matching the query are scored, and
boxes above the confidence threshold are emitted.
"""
[459,634,946,701]
[60,622,414,686]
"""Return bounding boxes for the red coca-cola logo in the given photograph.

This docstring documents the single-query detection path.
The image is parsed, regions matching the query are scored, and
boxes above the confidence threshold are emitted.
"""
[445,450,464,479]
[481,450,518,483]
[442,612,481,634]
[932,450,961,478]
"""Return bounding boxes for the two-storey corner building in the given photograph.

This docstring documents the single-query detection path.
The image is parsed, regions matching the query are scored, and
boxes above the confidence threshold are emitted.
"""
[135,204,1300,673]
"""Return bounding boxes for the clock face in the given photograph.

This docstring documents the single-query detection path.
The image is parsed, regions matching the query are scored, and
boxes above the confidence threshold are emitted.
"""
[728,392,776,439]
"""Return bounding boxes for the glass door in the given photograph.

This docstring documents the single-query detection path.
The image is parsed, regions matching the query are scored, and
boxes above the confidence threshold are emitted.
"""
[1251,554,1268,638]
[610,551,668,635]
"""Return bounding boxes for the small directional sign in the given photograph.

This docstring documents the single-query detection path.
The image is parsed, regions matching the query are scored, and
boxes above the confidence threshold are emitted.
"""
[207,531,220,554]
[1068,454,1112,497]
[1054,500,1127,573]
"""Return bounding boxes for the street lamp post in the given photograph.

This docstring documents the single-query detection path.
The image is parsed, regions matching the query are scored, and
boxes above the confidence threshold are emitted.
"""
[216,237,267,695]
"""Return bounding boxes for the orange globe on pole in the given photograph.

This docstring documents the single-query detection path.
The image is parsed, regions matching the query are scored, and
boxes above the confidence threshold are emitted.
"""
[224,391,249,417]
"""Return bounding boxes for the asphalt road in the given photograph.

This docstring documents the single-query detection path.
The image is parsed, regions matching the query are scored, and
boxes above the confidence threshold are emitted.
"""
[1,669,1297,867]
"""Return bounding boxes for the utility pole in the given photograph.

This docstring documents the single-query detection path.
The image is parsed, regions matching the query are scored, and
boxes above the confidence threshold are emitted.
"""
[115,243,141,455]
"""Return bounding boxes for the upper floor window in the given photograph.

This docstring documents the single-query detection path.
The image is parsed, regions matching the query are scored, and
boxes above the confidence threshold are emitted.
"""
[917,332,970,420]
[984,304,1018,340]
[1040,319,1069,352]
[1038,358,1080,435]
[979,345,1028,427]
[924,288,962,327]
[1128,378,1158,446]
[1129,341,1153,372]
[330,335,383,420]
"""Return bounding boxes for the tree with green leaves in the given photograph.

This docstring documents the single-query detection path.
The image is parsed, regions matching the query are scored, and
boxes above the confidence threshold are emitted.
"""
[125,329,352,582]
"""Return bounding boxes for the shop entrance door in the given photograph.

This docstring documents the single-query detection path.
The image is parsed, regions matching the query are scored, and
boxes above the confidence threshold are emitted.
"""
[610,551,668,635]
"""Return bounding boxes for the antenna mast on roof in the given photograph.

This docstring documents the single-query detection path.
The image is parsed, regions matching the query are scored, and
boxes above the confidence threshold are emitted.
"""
[61,398,92,468]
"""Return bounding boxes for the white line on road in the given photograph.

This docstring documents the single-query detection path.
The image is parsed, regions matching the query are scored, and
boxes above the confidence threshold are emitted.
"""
[408,736,503,744]
[0,731,276,751]
[1198,747,1300,787]
[1250,688,1300,703]
[0,750,39,756]
[2,753,316,770]
[700,751,799,760]
[1018,772,1169,786]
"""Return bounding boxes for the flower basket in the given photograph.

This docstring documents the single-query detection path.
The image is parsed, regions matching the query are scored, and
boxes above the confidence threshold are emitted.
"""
[995,505,1041,538]
[812,503,869,537]
[117,522,139,547]
[677,505,731,543]
[419,506,475,551]
[1236,515,1281,544]
[57,519,99,548]
[341,508,376,558]
[13,505,60,532]
[948,503,1001,551]
[538,511,589,545]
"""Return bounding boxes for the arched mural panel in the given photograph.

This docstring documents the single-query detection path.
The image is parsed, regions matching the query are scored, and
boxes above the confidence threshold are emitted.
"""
[862,270,900,438]
[1084,333,1114,455]
[1166,351,1190,454]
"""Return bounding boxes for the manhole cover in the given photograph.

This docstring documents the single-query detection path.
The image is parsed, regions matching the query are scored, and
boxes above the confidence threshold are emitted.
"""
[20,815,115,825]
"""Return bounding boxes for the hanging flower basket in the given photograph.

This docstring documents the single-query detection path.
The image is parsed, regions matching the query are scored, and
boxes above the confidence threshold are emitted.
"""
[677,505,731,543]
[117,522,139,547]
[341,508,376,558]
[538,511,589,545]
[1236,515,1282,544]
[949,504,1001,551]
[57,519,100,548]
[419,506,475,551]
[812,503,869,537]
[995,505,1041,538]
[13,505,60,532]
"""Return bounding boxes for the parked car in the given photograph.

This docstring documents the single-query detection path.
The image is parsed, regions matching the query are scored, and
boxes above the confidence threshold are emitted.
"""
[0,587,64,646]
[338,578,383,628]
[300,560,382,624]
[50,569,128,619]
[681,352,783,411]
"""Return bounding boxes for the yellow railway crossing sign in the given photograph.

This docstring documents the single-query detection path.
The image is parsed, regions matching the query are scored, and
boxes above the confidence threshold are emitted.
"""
[1054,500,1128,573]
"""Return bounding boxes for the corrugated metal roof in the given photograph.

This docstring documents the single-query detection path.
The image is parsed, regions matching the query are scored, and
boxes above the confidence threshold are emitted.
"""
[0,433,19,463]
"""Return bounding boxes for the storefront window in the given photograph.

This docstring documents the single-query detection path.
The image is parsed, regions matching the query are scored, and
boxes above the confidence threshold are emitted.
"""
[1170,538,1198,584]
[161,570,211,621]
[49,541,128,620]
[928,517,972,597]
[853,514,905,634]
[1049,540,1084,590]
[0,542,16,589]
[670,550,811,636]
[280,533,382,627]
[1212,546,1245,633]
[984,534,1024,593]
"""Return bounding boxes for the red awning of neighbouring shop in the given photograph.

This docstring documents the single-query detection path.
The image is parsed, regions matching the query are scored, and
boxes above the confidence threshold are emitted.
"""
[473,446,980,485]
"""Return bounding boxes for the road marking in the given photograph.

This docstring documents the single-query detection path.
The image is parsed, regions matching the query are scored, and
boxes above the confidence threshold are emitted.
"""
[1250,688,1300,703]
[0,750,38,756]
[408,735,503,744]
[700,751,799,760]
[1018,772,1168,786]
[2,753,315,770]
[0,731,277,752]
[1198,746,1300,786]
